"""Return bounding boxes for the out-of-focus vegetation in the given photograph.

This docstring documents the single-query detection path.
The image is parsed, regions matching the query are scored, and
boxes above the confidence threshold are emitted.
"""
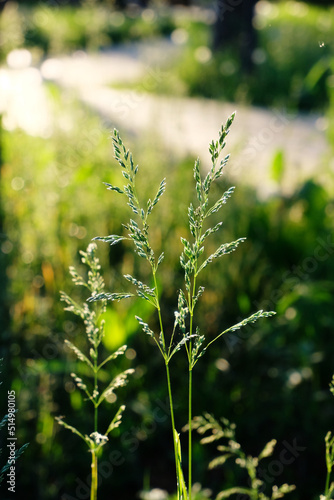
[0,1,333,110]
[0,1,333,500]
[150,1,334,110]
[0,2,176,59]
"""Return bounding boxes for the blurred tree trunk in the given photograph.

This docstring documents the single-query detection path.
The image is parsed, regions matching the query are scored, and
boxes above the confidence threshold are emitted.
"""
[169,0,191,5]
[213,0,257,73]
[0,0,8,12]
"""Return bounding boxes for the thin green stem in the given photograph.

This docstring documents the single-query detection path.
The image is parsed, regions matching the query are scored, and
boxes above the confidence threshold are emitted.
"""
[188,364,193,500]
[247,462,258,500]
[153,269,180,495]
[90,450,98,500]
[165,358,180,494]
[94,350,98,434]
[94,395,98,434]
[153,271,165,350]
[325,471,330,497]
[168,323,177,360]
[93,336,98,499]
[188,273,197,500]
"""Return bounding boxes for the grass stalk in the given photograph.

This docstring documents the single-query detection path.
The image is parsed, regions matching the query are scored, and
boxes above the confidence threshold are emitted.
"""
[153,269,182,497]
[187,271,198,500]
[188,364,192,500]
[325,471,330,497]
[165,359,180,493]
[90,450,98,500]
[97,117,276,499]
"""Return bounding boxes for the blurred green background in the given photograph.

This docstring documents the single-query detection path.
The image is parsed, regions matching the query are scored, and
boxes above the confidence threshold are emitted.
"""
[0,0,333,499]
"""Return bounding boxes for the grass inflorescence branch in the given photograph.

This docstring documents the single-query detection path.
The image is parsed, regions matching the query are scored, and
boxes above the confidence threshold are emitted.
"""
[190,413,295,500]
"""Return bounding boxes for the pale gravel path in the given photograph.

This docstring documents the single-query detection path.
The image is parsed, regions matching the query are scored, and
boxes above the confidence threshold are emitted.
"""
[0,65,53,137]
[75,86,329,197]
[40,44,331,197]
[0,42,331,197]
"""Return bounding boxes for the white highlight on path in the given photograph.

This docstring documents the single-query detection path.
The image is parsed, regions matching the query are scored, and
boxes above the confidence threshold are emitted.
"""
[0,49,53,137]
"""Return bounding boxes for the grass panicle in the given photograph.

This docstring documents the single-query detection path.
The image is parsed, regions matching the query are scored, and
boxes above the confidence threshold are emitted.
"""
[91,114,277,500]
[57,243,133,500]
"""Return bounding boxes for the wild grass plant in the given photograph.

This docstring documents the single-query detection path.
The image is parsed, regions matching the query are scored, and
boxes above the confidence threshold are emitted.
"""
[57,244,134,500]
[89,113,276,499]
